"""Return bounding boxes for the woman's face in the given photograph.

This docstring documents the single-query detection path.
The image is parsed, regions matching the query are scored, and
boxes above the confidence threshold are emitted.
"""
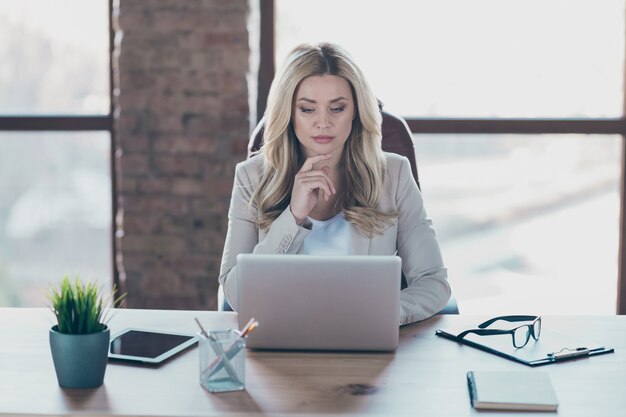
[292,74,355,159]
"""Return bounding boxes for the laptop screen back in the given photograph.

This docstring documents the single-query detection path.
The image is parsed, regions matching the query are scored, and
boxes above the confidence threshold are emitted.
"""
[237,254,401,351]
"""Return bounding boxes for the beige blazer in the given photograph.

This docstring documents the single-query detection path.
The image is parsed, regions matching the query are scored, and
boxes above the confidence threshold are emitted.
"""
[219,152,451,325]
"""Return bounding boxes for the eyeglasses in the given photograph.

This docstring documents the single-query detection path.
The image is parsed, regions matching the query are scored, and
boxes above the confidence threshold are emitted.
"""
[456,315,542,348]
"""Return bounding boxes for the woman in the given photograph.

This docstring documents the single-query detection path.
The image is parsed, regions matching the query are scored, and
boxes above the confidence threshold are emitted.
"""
[219,42,450,325]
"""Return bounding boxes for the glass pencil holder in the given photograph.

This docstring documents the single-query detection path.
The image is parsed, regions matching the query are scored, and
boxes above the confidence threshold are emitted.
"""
[199,329,246,393]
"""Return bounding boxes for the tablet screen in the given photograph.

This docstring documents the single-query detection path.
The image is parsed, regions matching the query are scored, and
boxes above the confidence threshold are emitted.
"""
[109,329,197,364]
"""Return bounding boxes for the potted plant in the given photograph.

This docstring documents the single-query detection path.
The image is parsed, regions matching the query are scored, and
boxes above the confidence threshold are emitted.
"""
[48,276,125,388]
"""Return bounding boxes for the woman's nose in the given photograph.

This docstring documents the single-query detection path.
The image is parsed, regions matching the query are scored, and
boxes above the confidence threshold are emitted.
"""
[316,113,331,128]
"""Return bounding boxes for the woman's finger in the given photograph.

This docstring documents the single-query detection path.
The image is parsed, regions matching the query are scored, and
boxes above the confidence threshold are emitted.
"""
[321,166,336,194]
[295,171,336,194]
[299,154,333,172]
[298,178,333,198]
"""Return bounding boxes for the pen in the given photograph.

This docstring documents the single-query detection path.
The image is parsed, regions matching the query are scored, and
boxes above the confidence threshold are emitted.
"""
[206,334,243,384]
[547,347,592,361]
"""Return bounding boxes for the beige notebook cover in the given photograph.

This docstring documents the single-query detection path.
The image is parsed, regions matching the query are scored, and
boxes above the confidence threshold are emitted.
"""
[467,371,559,411]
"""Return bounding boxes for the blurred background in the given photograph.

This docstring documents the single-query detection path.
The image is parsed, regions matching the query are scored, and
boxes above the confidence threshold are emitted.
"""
[0,1,111,306]
[0,0,623,314]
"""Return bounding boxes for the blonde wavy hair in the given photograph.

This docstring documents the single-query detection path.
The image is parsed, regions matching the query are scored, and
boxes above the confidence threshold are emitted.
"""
[252,42,397,237]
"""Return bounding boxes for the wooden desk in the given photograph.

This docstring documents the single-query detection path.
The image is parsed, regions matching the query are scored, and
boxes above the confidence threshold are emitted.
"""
[1,308,624,417]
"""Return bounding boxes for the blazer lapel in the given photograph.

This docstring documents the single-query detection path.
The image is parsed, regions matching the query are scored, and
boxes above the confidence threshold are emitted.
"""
[350,224,370,255]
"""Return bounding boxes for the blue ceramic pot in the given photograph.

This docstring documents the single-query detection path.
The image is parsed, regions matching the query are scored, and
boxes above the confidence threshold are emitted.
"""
[49,325,110,388]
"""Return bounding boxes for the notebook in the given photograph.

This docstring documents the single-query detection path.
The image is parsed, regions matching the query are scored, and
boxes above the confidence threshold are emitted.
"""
[467,371,559,411]
[236,254,401,351]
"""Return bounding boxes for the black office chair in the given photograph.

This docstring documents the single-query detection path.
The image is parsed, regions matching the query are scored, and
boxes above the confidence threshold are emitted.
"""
[218,110,459,314]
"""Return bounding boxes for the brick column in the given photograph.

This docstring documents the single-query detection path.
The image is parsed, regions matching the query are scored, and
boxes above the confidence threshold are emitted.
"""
[112,0,252,309]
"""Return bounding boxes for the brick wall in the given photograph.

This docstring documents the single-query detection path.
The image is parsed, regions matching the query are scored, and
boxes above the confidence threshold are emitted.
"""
[112,0,253,309]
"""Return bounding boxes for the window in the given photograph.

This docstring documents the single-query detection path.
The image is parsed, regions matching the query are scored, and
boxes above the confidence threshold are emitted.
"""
[414,133,620,314]
[0,1,113,306]
[274,0,625,313]
[276,0,623,118]
[0,1,110,114]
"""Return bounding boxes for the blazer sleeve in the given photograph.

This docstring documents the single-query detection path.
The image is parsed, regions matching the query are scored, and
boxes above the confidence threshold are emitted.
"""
[395,157,451,324]
[218,160,312,310]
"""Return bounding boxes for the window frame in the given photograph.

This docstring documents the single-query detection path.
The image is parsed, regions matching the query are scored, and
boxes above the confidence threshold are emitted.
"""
[260,0,626,314]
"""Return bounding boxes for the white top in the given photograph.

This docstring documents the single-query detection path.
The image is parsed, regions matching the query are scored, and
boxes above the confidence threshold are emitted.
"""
[302,212,352,255]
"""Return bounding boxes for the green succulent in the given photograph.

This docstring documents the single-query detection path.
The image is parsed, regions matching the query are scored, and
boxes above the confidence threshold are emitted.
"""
[48,275,125,334]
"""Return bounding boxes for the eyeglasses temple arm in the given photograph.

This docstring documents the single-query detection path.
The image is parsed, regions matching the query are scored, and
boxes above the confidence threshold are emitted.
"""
[456,328,511,340]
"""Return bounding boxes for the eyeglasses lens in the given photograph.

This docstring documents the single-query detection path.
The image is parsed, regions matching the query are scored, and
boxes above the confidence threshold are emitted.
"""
[513,326,530,348]
[532,318,542,340]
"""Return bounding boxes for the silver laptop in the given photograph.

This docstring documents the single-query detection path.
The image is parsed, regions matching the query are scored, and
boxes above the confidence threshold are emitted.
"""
[237,254,401,351]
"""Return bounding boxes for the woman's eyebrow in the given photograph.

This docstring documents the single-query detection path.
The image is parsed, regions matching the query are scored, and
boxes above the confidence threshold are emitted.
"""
[297,96,349,103]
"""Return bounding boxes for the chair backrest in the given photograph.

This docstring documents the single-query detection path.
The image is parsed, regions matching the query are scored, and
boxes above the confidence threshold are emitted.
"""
[247,111,420,189]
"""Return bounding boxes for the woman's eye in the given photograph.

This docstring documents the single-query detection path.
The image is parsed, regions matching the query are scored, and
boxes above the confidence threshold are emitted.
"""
[300,107,314,113]
[331,107,345,113]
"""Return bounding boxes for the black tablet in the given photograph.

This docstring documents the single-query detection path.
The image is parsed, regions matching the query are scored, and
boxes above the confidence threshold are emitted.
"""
[108,328,198,364]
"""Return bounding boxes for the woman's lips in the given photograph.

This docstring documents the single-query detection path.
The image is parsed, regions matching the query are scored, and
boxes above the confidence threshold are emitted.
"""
[313,135,334,144]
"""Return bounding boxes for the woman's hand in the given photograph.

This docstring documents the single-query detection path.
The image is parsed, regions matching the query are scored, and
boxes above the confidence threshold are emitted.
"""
[290,154,336,224]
